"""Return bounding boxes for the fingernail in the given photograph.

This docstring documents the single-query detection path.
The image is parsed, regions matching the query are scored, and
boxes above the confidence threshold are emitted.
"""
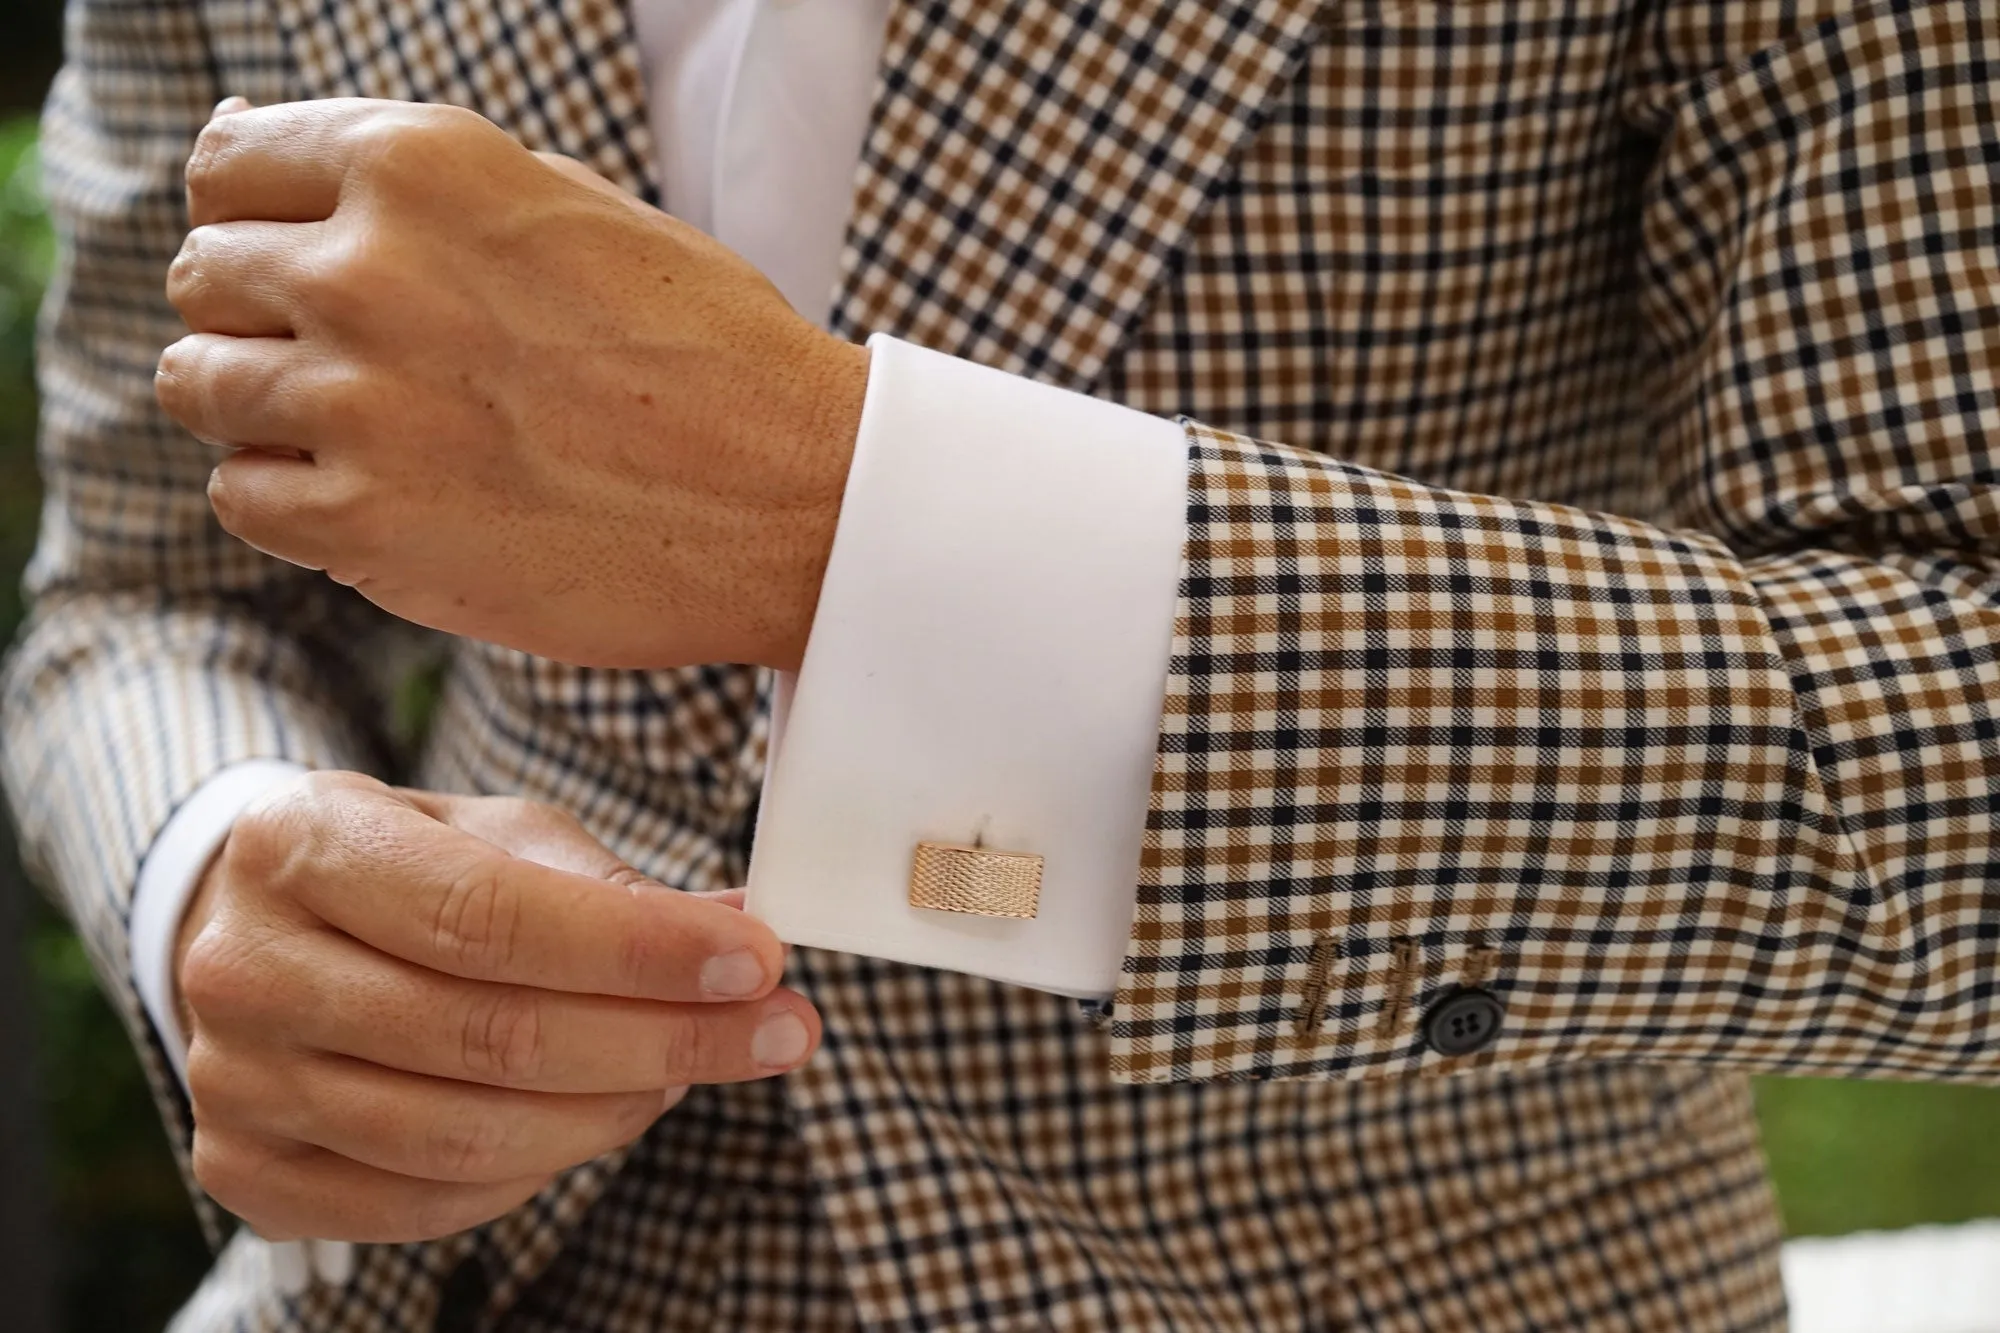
[699,948,766,999]
[661,1085,689,1114]
[211,96,251,119]
[751,1009,810,1069]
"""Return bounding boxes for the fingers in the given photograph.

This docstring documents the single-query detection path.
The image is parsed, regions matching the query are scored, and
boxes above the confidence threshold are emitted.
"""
[169,221,315,336]
[205,446,356,571]
[185,98,377,227]
[156,332,321,448]
[159,335,368,569]
[186,98,508,228]
[238,777,790,1001]
[192,1045,664,1184]
[193,1127,551,1244]
[260,928,816,1092]
[178,771,831,1247]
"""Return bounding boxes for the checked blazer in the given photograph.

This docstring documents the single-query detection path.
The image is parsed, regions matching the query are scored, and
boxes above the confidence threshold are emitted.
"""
[7,0,2000,1328]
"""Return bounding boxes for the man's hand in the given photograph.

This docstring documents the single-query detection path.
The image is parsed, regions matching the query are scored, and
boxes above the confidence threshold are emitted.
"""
[157,98,869,672]
[174,771,820,1243]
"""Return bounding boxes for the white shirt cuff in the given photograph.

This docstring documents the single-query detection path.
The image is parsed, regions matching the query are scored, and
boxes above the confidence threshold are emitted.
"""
[131,759,307,1086]
[747,335,1188,997]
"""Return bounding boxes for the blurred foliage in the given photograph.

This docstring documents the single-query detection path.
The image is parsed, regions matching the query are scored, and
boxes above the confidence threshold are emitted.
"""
[3,92,2000,1330]
[0,117,49,620]
[1758,1078,2000,1236]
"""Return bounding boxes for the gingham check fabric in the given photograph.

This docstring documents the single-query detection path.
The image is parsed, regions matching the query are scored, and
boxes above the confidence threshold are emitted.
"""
[4,0,1994,1328]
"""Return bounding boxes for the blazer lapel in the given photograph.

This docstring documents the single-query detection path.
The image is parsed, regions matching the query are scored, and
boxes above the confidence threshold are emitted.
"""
[832,0,1330,392]
[269,0,660,200]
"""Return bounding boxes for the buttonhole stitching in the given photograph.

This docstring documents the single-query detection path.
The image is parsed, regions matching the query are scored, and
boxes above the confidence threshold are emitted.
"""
[1292,934,1340,1037]
[1375,937,1419,1038]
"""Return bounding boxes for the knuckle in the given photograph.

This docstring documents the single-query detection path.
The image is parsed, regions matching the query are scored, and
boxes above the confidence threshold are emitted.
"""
[459,986,547,1084]
[158,342,233,442]
[205,464,245,532]
[656,1011,710,1086]
[432,859,523,976]
[182,1037,240,1125]
[240,774,382,899]
[615,908,676,998]
[342,114,408,170]
[179,928,268,1028]
[303,466,377,544]
[191,1129,269,1221]
[308,367,374,443]
[298,233,382,316]
[221,793,306,896]
[346,107,468,187]
[184,122,234,202]
[154,337,206,409]
[600,862,652,893]
[165,229,214,308]
[188,1129,235,1198]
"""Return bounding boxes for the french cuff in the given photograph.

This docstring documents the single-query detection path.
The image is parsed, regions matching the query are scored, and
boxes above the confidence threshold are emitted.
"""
[131,758,306,1086]
[747,335,1187,997]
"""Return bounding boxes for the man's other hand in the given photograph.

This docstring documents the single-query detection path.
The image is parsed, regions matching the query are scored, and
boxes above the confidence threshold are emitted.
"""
[173,770,819,1244]
[157,97,869,672]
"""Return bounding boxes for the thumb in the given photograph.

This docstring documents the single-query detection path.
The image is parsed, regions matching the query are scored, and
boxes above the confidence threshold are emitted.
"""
[407,790,664,889]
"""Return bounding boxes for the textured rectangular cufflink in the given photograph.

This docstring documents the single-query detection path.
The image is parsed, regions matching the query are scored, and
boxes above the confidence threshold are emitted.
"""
[908,842,1043,919]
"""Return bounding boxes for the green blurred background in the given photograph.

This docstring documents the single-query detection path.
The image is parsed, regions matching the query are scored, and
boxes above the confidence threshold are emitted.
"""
[0,10,1996,1331]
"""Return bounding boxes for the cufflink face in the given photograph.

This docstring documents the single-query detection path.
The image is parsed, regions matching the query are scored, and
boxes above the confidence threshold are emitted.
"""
[908,842,1043,919]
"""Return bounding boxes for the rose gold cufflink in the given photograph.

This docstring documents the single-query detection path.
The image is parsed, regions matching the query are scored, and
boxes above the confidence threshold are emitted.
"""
[908,842,1043,920]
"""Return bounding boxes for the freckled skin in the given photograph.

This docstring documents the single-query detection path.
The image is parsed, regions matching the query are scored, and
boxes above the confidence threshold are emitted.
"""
[160,97,870,673]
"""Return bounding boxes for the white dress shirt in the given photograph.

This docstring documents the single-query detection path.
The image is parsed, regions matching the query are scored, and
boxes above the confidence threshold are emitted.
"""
[133,0,1185,1109]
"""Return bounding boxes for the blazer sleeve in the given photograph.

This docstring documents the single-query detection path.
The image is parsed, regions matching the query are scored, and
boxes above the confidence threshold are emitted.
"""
[0,0,412,1223]
[1106,0,2000,1084]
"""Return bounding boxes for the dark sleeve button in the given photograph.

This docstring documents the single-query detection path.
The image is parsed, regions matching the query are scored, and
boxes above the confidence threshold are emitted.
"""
[1421,987,1505,1057]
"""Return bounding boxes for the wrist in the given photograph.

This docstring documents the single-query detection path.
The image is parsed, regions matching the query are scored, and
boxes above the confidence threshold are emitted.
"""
[758,334,869,673]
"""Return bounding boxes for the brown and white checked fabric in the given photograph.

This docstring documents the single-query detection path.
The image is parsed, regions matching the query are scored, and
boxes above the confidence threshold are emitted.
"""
[4,0,1996,1328]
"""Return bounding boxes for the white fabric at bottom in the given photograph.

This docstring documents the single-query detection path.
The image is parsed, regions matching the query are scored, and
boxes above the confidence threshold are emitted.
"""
[1783,1221,2000,1333]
